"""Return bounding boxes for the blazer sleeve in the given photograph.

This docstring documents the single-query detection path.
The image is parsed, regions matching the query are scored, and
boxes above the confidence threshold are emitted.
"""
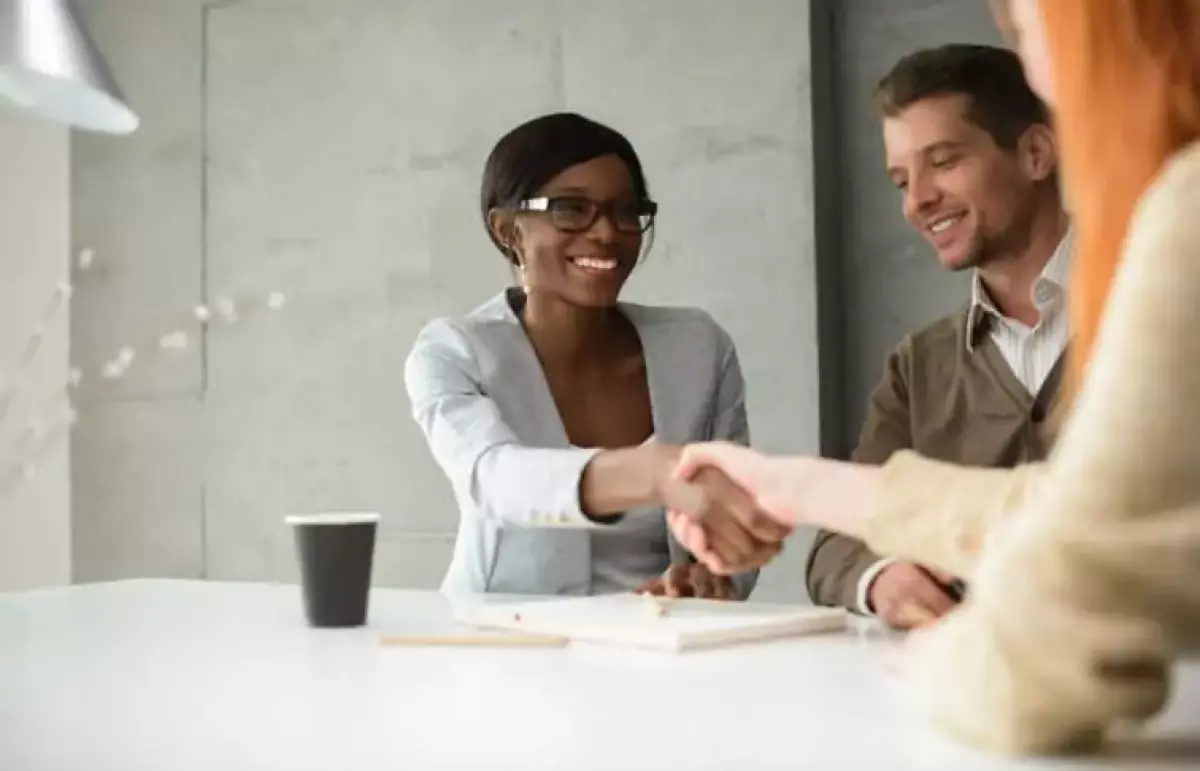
[889,143,1200,754]
[706,326,759,601]
[806,341,914,609]
[404,318,603,528]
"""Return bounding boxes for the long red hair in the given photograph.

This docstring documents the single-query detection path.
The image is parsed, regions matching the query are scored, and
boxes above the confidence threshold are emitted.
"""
[1029,0,1200,392]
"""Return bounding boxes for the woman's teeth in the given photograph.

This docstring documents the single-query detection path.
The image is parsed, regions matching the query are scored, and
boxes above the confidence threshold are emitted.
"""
[571,257,618,271]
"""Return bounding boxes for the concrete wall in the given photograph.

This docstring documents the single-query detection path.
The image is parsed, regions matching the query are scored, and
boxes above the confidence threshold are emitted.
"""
[0,107,72,591]
[71,0,821,601]
[70,0,206,582]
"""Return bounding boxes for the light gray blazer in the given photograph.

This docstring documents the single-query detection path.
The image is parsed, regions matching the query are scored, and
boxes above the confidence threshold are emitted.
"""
[404,289,758,599]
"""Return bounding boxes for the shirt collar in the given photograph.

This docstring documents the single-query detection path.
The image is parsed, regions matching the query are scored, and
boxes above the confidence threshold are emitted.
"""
[965,227,1073,351]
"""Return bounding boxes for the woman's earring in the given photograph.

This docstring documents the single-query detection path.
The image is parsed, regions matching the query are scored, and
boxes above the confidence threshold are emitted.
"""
[508,242,530,293]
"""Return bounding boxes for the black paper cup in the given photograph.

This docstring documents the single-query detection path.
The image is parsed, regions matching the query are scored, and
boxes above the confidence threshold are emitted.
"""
[285,512,379,627]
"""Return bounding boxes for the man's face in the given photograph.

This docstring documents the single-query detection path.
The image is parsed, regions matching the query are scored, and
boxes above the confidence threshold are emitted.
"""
[883,93,1041,271]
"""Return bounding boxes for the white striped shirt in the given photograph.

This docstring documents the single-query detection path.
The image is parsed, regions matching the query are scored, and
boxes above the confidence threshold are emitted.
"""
[965,230,1073,395]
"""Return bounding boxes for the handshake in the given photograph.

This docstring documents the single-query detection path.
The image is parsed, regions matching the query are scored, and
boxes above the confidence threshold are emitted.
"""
[655,441,801,576]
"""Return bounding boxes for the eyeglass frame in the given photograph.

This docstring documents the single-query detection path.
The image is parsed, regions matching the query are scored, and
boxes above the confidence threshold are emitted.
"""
[515,195,658,234]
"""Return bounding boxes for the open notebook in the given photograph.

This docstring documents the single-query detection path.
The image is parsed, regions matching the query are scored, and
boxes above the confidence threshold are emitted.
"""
[454,593,848,652]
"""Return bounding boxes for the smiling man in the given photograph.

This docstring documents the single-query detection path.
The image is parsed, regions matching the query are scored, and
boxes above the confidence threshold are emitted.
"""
[805,44,1072,628]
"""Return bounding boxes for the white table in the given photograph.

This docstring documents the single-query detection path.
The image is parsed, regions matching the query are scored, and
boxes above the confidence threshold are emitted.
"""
[0,580,1197,771]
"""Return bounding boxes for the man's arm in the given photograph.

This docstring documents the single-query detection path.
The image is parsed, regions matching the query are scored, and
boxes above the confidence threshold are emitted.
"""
[804,342,913,610]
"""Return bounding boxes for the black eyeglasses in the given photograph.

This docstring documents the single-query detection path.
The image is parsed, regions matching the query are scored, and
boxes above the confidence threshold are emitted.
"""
[517,195,657,234]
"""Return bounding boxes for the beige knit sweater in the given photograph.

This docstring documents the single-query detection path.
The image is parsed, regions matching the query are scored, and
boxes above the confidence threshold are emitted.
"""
[861,139,1200,755]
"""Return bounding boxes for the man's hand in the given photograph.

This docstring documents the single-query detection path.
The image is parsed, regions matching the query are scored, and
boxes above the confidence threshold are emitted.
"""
[868,562,959,629]
[634,563,738,600]
[662,466,791,575]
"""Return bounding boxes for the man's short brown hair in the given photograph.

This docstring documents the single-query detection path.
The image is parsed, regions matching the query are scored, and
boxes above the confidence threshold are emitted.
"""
[874,44,1050,149]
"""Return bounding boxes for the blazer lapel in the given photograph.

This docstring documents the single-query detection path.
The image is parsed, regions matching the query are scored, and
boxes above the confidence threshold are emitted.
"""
[620,305,693,567]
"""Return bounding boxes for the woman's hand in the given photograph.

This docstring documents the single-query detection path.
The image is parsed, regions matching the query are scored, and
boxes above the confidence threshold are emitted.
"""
[634,563,738,600]
[670,441,881,544]
[661,463,791,575]
[660,442,804,574]
[672,442,810,526]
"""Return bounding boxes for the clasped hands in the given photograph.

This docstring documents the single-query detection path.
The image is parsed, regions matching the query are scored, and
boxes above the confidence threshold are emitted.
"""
[659,442,798,577]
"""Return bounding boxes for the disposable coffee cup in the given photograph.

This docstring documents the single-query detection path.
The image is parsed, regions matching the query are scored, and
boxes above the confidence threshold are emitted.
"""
[285,511,379,628]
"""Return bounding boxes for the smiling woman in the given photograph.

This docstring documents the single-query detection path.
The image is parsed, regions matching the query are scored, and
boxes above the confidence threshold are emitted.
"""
[403,112,784,600]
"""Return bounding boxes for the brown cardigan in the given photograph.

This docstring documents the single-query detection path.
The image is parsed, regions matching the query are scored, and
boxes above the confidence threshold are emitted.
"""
[805,304,1063,610]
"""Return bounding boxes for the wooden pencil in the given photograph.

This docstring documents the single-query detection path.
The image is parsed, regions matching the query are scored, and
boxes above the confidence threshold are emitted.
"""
[379,633,570,648]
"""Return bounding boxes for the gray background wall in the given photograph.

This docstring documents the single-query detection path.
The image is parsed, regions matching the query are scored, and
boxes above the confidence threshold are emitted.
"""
[68,0,824,601]
[0,108,71,591]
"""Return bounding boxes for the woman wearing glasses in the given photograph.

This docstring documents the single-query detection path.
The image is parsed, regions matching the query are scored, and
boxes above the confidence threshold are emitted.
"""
[405,112,783,598]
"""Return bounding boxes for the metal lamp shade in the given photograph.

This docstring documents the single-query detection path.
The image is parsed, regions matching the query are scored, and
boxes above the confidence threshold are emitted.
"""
[0,0,138,134]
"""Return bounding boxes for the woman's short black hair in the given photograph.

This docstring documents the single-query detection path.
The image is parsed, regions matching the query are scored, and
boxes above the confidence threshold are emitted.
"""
[480,112,651,264]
